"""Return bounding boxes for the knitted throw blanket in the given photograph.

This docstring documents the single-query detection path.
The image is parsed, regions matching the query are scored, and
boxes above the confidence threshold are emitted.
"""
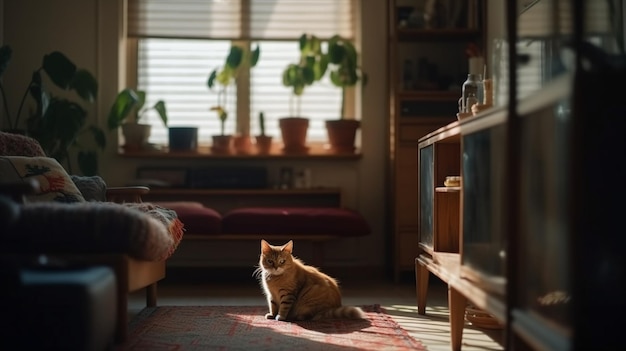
[3,201,184,261]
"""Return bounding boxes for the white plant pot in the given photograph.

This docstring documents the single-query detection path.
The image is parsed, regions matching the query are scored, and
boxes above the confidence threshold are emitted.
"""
[121,123,151,151]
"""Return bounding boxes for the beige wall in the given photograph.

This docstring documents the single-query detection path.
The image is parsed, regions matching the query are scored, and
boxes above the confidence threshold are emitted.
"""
[1,0,390,274]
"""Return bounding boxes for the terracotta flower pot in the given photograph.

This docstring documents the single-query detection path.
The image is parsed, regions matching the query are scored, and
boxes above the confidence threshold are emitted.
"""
[279,117,309,153]
[325,119,360,153]
[254,135,273,154]
[233,134,253,154]
[211,134,233,154]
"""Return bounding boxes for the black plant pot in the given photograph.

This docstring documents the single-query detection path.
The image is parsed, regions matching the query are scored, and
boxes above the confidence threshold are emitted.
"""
[168,127,198,151]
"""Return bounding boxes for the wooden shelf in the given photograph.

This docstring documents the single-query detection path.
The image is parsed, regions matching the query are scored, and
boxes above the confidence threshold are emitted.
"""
[436,186,461,192]
[118,143,361,160]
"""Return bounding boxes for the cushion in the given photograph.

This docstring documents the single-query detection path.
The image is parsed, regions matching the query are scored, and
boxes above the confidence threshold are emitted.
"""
[0,132,46,157]
[155,201,222,235]
[0,156,85,203]
[221,207,371,237]
[70,175,107,202]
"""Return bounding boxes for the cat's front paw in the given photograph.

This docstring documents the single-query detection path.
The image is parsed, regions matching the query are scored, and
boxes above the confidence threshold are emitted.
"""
[264,313,275,319]
[275,314,287,321]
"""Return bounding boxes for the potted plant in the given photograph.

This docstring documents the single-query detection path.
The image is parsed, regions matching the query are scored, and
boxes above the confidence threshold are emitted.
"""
[254,111,273,154]
[280,33,328,153]
[0,45,104,175]
[107,88,168,151]
[325,34,367,153]
[208,43,260,154]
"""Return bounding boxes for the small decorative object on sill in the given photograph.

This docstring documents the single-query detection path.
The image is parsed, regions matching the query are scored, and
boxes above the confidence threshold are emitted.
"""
[461,73,480,113]
[470,77,494,117]
[444,176,461,187]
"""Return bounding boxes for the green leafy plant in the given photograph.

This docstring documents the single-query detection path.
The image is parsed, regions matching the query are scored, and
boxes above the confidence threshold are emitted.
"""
[327,35,367,119]
[106,88,168,129]
[207,43,260,135]
[0,45,104,175]
[282,34,329,116]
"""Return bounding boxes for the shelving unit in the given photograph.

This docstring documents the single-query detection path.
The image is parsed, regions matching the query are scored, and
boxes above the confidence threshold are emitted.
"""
[388,0,486,281]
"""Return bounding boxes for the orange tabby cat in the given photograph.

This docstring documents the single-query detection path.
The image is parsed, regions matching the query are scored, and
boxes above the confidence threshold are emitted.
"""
[255,239,365,321]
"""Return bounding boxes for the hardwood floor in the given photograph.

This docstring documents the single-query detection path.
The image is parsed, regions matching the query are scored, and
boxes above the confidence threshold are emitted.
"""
[128,270,504,351]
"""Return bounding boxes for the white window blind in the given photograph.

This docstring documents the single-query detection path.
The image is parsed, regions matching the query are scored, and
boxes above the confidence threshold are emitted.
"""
[128,0,355,146]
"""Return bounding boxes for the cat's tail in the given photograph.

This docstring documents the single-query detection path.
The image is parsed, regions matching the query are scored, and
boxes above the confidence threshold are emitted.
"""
[314,306,366,320]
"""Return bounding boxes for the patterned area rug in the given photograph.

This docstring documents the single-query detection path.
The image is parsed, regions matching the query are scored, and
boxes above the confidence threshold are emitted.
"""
[118,305,426,350]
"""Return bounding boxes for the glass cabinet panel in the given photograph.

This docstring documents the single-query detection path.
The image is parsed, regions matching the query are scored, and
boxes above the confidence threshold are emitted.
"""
[516,82,572,331]
[419,144,434,249]
[461,120,507,292]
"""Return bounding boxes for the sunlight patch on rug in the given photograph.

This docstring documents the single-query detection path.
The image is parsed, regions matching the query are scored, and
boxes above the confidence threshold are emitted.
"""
[118,304,426,351]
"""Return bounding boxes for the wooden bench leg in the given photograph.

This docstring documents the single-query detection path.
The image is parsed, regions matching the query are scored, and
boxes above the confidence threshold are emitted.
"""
[448,285,467,351]
[415,257,429,315]
[146,283,157,307]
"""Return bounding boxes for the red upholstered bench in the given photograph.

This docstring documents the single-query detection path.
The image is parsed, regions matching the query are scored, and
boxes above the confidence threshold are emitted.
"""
[154,202,222,235]
[153,203,370,266]
[220,207,370,265]
[221,207,370,238]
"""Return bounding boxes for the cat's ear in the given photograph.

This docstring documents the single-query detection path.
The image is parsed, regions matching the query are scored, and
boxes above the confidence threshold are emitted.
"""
[261,239,271,253]
[283,240,293,254]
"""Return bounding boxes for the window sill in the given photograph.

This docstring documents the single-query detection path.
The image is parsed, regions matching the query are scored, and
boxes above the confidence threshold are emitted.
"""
[118,143,362,160]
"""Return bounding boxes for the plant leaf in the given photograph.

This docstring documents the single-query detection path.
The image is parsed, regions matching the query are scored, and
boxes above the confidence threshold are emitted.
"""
[250,44,261,67]
[42,51,77,89]
[153,100,168,126]
[107,88,140,129]
[207,70,218,88]
[226,46,243,69]
[70,69,98,103]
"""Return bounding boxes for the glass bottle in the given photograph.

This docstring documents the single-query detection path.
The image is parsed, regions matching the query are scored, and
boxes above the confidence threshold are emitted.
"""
[461,73,480,112]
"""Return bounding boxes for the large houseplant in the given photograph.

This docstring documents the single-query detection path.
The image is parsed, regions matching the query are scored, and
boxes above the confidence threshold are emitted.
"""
[280,34,328,153]
[107,88,168,151]
[207,43,260,153]
[0,45,104,175]
[325,34,367,153]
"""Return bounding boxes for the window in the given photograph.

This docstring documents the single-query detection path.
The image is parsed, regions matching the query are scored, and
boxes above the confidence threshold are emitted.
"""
[127,0,356,146]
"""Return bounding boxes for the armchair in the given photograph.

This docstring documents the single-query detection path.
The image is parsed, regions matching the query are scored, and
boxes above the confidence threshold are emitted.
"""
[0,131,184,343]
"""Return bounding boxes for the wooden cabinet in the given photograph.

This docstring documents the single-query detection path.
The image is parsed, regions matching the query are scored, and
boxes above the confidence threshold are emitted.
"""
[388,0,485,281]
[416,108,507,351]
[415,1,625,350]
